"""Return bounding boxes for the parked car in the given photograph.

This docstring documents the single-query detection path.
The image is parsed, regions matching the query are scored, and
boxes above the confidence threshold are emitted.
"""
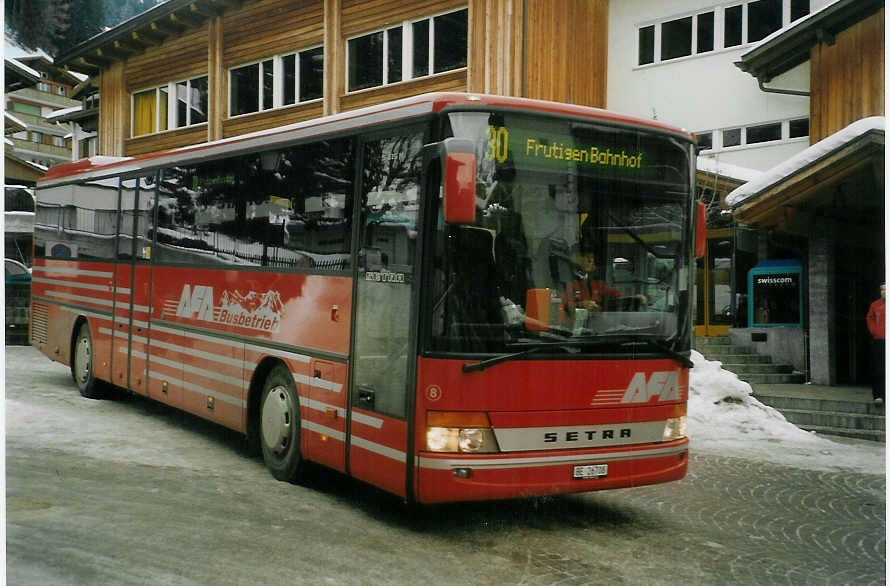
[5,258,31,345]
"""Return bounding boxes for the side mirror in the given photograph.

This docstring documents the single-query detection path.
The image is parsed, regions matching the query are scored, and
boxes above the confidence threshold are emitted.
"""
[441,138,476,224]
[695,201,707,258]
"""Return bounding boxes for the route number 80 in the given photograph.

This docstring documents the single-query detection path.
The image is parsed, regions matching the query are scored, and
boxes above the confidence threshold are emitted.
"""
[486,126,509,163]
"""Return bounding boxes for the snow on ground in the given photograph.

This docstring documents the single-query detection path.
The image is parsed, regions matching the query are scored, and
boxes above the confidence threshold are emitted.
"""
[3,346,885,476]
[689,350,884,475]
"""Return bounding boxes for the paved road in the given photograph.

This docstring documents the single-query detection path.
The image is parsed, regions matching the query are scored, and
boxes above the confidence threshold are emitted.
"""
[5,346,885,585]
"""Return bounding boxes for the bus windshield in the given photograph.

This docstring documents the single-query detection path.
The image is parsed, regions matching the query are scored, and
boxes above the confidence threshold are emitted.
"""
[428,111,694,354]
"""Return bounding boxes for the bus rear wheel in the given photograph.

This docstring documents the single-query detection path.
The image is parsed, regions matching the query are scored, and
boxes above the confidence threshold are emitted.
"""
[259,365,303,482]
[72,322,106,399]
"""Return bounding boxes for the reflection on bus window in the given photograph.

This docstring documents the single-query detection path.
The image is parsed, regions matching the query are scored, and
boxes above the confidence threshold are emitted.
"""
[155,139,354,269]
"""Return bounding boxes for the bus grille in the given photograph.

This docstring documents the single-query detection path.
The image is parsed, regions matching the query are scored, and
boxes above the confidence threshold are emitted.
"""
[30,302,48,344]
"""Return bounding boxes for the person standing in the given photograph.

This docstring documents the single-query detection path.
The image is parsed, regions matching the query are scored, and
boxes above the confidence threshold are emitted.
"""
[866,283,885,405]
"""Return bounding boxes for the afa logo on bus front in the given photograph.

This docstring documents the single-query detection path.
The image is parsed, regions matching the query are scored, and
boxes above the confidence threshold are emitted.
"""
[174,284,283,333]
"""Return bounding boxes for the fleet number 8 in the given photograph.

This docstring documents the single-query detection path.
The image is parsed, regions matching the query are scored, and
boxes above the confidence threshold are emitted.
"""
[486,126,509,163]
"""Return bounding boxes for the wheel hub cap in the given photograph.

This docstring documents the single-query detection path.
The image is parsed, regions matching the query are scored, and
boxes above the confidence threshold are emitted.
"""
[261,386,292,455]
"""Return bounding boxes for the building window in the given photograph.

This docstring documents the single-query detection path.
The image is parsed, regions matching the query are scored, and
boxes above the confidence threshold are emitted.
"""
[132,75,207,137]
[661,16,693,61]
[639,25,655,65]
[697,12,715,53]
[696,132,713,150]
[724,5,743,47]
[722,128,742,148]
[746,122,781,144]
[700,117,809,151]
[638,1,809,65]
[748,0,782,43]
[789,117,809,139]
[229,47,324,117]
[346,8,468,93]
[230,63,261,116]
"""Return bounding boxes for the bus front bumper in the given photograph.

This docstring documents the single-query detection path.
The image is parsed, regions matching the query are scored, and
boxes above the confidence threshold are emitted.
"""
[415,439,688,503]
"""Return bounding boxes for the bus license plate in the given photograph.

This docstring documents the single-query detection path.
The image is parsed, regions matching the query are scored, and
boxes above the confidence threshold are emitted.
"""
[573,464,608,479]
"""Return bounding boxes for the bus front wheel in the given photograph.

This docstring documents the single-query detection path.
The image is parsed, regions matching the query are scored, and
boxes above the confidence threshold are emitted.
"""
[259,365,303,482]
[72,322,105,399]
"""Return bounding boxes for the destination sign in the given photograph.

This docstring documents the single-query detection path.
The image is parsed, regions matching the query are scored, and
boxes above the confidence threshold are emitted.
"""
[484,125,648,173]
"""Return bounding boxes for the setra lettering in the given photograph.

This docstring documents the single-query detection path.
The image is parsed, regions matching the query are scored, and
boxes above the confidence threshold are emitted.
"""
[543,428,632,442]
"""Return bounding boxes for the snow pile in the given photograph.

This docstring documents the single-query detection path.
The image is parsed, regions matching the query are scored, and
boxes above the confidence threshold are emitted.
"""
[688,350,821,444]
[687,350,884,474]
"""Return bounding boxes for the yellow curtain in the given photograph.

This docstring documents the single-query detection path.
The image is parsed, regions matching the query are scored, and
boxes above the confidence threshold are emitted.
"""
[158,86,169,132]
[133,90,156,136]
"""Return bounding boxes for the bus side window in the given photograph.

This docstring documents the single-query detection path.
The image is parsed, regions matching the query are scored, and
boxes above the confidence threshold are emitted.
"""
[268,139,355,271]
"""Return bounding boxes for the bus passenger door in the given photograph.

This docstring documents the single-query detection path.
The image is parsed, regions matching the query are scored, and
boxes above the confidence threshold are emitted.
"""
[110,176,156,395]
[347,130,424,498]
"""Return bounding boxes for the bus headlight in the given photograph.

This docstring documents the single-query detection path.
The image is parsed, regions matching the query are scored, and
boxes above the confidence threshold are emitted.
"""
[426,412,499,453]
[663,416,687,441]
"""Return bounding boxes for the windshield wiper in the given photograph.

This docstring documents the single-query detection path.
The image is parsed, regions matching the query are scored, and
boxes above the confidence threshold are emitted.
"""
[461,337,692,373]
[462,346,545,373]
[463,337,603,373]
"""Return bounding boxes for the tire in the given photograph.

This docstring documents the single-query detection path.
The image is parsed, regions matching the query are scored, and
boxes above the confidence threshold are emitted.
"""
[71,322,106,399]
[259,364,303,482]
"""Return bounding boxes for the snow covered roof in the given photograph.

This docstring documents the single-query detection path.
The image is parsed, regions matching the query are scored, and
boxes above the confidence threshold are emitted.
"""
[726,117,885,207]
[696,156,762,185]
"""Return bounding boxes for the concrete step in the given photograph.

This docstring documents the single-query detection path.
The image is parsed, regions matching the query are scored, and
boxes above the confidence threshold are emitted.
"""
[708,353,774,364]
[791,424,885,443]
[778,408,886,432]
[754,388,885,442]
[698,344,756,356]
[739,372,807,384]
[754,393,884,416]
[693,336,733,347]
[721,363,793,374]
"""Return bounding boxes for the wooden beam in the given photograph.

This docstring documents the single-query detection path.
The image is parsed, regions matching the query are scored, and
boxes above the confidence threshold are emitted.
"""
[190,1,224,18]
[172,8,205,28]
[148,22,176,40]
[129,30,161,49]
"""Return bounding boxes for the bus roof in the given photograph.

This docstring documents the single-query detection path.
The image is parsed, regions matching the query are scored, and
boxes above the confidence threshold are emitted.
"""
[40,92,695,185]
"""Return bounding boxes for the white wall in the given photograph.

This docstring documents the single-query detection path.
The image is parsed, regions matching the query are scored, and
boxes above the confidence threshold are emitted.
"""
[607,0,813,171]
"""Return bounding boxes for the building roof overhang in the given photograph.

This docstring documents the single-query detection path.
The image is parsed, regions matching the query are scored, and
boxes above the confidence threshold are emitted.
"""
[5,58,41,91]
[727,118,885,229]
[56,0,244,76]
[735,0,884,83]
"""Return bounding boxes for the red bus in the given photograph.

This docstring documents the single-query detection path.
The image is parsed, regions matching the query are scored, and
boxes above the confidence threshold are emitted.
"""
[32,93,700,503]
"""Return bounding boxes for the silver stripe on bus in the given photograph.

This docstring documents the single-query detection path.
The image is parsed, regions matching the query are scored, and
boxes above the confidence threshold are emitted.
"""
[303,420,346,442]
[351,411,384,429]
[36,266,113,279]
[130,349,245,408]
[415,445,688,471]
[303,398,345,419]
[34,277,114,293]
[112,287,132,296]
[60,306,111,322]
[293,373,343,393]
[349,435,406,463]
[149,337,252,370]
[152,322,312,365]
[46,290,114,307]
[143,351,244,388]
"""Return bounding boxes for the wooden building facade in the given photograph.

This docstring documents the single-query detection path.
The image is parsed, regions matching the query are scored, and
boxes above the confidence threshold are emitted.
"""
[57,0,608,158]
[729,0,885,386]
